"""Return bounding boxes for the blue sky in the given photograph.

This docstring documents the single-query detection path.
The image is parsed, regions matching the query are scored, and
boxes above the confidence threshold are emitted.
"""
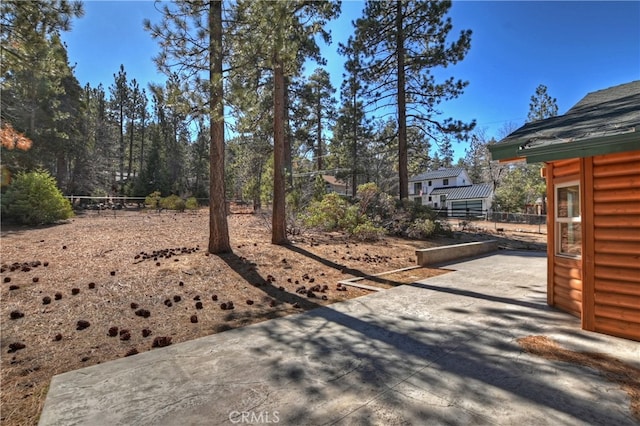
[61,1,640,161]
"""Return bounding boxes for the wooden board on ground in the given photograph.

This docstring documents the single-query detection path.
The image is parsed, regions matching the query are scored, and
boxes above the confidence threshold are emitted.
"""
[356,267,450,289]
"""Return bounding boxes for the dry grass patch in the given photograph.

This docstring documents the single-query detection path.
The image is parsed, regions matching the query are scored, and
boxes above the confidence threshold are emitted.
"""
[518,335,640,421]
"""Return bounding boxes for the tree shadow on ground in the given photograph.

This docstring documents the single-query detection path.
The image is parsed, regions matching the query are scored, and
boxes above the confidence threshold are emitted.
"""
[218,251,321,311]
[243,261,636,425]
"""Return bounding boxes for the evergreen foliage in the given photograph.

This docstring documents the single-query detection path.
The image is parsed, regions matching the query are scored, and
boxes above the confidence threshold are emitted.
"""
[229,0,340,244]
[528,84,559,122]
[160,194,186,212]
[185,196,199,210]
[144,191,162,210]
[301,181,448,241]
[1,170,73,225]
[352,0,475,199]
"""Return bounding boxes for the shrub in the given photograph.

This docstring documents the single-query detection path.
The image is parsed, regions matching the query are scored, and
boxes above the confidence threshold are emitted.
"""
[434,219,453,237]
[145,191,162,210]
[185,197,199,210]
[337,205,363,231]
[356,182,380,214]
[351,221,385,241]
[160,194,186,212]
[1,169,73,225]
[303,192,349,231]
[406,218,437,239]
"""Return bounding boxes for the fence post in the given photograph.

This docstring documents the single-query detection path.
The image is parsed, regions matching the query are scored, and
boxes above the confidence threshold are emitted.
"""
[539,215,542,234]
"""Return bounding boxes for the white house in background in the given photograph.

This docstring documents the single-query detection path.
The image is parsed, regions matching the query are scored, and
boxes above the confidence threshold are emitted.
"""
[408,167,493,217]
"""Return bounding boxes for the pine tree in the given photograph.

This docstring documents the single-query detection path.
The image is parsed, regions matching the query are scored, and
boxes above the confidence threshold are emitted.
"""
[527,84,558,123]
[109,65,129,194]
[407,126,432,178]
[438,137,454,168]
[525,84,557,213]
[331,36,371,197]
[230,0,339,244]
[146,0,230,253]
[126,78,142,184]
[301,68,336,172]
[353,0,475,199]
[1,1,84,184]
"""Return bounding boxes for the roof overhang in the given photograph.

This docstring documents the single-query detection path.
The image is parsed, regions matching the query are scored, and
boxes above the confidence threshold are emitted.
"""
[489,127,640,163]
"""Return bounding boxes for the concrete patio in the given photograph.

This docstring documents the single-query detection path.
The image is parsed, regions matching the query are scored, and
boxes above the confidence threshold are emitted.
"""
[38,250,640,425]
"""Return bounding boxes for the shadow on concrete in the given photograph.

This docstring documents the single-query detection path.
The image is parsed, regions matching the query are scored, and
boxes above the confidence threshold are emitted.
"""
[241,250,633,425]
[248,290,632,424]
[39,251,637,425]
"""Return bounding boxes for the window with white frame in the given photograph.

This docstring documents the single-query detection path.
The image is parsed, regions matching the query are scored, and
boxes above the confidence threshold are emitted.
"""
[556,182,581,257]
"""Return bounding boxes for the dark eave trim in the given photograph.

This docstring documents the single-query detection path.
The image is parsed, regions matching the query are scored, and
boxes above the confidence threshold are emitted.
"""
[489,129,640,163]
[519,131,640,163]
[488,141,521,161]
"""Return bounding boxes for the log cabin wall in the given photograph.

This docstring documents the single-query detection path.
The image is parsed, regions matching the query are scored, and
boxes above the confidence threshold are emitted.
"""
[547,158,583,318]
[587,150,640,341]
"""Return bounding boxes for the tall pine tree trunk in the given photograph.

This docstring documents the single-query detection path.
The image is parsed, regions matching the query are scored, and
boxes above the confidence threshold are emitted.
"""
[396,1,408,200]
[351,84,357,198]
[127,119,134,183]
[316,94,323,171]
[272,55,288,245]
[119,104,125,194]
[208,0,231,254]
[139,110,145,175]
[284,77,293,189]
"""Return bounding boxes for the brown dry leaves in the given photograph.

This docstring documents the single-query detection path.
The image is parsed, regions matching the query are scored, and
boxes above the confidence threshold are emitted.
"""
[518,335,640,421]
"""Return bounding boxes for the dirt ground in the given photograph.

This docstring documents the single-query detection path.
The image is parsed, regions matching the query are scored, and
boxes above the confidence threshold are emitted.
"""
[0,208,546,425]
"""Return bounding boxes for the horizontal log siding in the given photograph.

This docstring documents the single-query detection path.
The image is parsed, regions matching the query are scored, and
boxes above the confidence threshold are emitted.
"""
[591,151,640,341]
[550,159,582,317]
[552,159,581,178]
[553,256,582,317]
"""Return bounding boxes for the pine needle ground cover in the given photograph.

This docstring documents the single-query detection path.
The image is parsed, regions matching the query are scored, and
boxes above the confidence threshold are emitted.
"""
[518,335,640,421]
[1,209,546,425]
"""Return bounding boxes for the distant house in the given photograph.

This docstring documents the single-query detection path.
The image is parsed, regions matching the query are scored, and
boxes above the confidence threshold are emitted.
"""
[322,175,348,196]
[408,168,493,217]
[489,80,640,342]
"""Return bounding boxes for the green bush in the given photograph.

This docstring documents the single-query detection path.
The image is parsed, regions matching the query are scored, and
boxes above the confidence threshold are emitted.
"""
[145,191,162,210]
[337,205,362,230]
[302,192,384,240]
[351,221,385,241]
[406,218,437,239]
[303,192,349,231]
[185,196,199,210]
[1,169,73,225]
[160,194,186,212]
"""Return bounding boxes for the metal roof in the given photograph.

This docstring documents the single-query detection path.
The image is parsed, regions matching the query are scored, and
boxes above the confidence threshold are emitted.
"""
[409,168,466,181]
[430,183,493,200]
[490,80,640,163]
